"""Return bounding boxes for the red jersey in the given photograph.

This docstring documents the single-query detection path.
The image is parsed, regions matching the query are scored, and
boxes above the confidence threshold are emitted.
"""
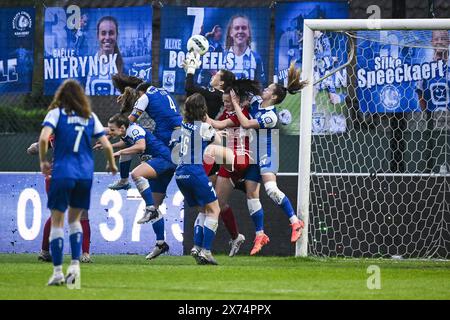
[217,108,251,181]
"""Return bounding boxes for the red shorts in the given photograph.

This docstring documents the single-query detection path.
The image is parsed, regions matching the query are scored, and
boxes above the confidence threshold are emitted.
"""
[217,152,249,183]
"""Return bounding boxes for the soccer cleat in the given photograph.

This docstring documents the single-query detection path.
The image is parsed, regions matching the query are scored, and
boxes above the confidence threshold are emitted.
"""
[80,253,92,263]
[250,233,270,256]
[190,247,203,265]
[228,234,246,257]
[290,220,305,243]
[108,180,131,190]
[146,242,170,260]
[38,250,52,262]
[47,272,65,286]
[65,264,80,287]
[198,249,218,265]
[137,206,160,224]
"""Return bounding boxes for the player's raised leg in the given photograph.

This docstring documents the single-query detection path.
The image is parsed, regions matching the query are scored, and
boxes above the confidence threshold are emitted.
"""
[262,173,304,243]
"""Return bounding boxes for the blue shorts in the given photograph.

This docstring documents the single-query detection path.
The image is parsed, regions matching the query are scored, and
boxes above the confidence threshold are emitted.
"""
[258,152,279,175]
[147,157,176,176]
[244,164,262,183]
[150,169,175,194]
[146,157,176,194]
[175,170,217,208]
[48,178,92,212]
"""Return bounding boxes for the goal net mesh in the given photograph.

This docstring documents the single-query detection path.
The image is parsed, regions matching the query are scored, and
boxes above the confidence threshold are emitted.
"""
[306,29,449,259]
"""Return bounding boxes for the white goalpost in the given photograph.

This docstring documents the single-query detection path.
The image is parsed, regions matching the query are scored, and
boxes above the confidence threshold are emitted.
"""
[296,19,450,258]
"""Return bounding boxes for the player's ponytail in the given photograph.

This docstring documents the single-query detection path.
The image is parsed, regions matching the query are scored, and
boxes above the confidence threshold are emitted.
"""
[49,79,91,119]
[272,61,308,105]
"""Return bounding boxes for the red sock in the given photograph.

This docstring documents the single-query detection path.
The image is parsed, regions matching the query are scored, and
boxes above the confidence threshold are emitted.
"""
[220,206,239,240]
[41,217,51,251]
[81,219,91,254]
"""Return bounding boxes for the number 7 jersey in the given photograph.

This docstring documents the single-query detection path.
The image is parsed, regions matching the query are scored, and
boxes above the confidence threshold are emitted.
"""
[42,108,105,180]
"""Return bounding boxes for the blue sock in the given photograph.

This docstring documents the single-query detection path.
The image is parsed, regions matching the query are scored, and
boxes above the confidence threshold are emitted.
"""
[202,217,218,251]
[49,227,64,267]
[135,177,154,206]
[120,160,132,180]
[69,232,82,261]
[141,186,154,206]
[194,225,204,247]
[152,218,165,241]
[280,196,295,219]
[251,209,264,233]
[69,222,83,261]
[193,213,205,248]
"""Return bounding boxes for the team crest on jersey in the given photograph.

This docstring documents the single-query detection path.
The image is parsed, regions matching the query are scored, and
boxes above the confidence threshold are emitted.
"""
[380,85,400,111]
[12,11,32,37]
[430,83,449,106]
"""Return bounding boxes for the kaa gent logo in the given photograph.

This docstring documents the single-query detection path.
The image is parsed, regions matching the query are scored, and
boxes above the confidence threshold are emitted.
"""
[12,11,32,37]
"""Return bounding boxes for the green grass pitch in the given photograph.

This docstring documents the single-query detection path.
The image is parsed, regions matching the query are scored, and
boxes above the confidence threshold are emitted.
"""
[1,254,449,300]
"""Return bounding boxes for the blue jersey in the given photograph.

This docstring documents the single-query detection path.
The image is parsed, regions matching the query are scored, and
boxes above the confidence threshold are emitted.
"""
[248,95,279,172]
[416,60,449,112]
[121,123,172,161]
[42,108,105,179]
[133,86,182,146]
[176,121,215,175]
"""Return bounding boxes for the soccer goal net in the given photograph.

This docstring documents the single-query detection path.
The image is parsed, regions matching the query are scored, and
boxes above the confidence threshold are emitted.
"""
[296,19,450,259]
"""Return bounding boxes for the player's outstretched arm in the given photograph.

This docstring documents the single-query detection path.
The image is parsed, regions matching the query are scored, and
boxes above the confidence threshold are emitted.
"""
[98,135,118,174]
[114,139,145,157]
[27,142,39,155]
[206,115,235,130]
[38,126,53,175]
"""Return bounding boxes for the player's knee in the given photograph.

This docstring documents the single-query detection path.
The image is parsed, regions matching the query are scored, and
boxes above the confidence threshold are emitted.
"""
[80,210,89,220]
[194,212,206,227]
[69,221,82,235]
[134,176,149,193]
[264,181,285,205]
[247,198,262,215]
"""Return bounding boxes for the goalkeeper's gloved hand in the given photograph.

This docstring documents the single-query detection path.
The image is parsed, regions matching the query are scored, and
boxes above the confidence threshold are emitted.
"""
[182,51,202,75]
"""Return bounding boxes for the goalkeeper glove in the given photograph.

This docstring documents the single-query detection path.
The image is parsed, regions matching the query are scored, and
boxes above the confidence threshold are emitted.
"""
[182,51,202,75]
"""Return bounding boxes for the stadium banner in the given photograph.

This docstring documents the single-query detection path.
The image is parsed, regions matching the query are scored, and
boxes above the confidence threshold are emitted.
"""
[0,173,183,255]
[0,7,35,94]
[44,5,152,96]
[357,30,449,113]
[274,1,349,135]
[159,6,270,94]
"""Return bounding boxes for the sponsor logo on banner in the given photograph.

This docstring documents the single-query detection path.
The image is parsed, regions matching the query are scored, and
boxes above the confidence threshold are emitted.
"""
[163,70,176,92]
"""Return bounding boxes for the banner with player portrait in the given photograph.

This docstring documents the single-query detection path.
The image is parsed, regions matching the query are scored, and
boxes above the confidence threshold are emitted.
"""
[159,6,270,94]
[274,1,349,135]
[357,30,449,113]
[0,7,35,94]
[44,5,152,95]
